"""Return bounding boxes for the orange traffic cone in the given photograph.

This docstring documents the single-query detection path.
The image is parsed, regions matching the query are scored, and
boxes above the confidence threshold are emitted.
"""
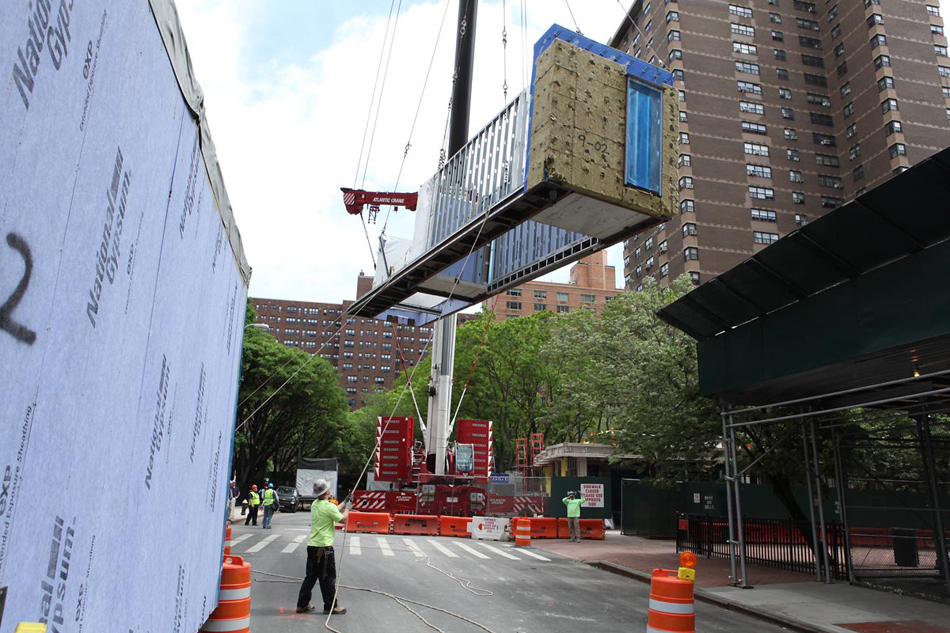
[646,553,696,633]
[200,555,251,633]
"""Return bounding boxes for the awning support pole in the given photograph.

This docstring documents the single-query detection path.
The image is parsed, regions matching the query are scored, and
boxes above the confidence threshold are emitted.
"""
[729,416,749,587]
[915,412,950,596]
[722,408,739,586]
[810,418,833,583]
[831,428,856,583]
[802,417,822,582]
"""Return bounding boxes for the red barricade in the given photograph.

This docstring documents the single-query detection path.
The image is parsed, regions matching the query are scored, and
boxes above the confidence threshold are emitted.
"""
[528,517,558,539]
[347,511,390,534]
[440,516,472,537]
[580,519,605,540]
[393,514,440,536]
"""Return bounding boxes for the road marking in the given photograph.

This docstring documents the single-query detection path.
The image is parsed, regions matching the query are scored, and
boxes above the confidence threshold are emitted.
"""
[511,547,550,561]
[349,536,362,556]
[453,541,490,559]
[477,542,520,560]
[402,538,425,558]
[377,537,394,556]
[245,534,279,553]
[427,539,459,558]
[232,534,252,544]
[282,535,306,553]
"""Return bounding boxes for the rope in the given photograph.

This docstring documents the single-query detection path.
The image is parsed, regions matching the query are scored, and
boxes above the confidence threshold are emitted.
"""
[520,0,529,93]
[614,0,670,70]
[391,321,426,425]
[381,0,453,232]
[564,0,582,34]
[449,294,499,427]
[353,0,399,189]
[360,211,378,270]
[502,0,509,104]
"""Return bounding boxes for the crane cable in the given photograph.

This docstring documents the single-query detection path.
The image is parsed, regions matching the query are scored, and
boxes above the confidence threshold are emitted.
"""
[390,321,426,425]
[450,293,499,428]
[564,0,582,34]
[614,0,670,70]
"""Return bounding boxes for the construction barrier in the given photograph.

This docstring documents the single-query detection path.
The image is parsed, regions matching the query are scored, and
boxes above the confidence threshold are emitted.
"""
[527,517,558,539]
[556,518,607,540]
[514,518,532,547]
[348,511,391,534]
[393,514,440,536]
[440,516,473,538]
[647,565,695,633]
[200,555,251,633]
[224,524,232,555]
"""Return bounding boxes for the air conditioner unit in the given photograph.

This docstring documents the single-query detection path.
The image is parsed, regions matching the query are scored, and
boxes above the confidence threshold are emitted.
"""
[820,139,832,145]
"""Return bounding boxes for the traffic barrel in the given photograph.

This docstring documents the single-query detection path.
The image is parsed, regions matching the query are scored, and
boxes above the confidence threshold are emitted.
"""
[224,524,232,555]
[646,553,696,633]
[200,555,251,633]
[514,518,532,547]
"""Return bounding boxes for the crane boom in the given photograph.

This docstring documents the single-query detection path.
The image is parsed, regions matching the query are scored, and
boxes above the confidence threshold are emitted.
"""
[341,187,418,215]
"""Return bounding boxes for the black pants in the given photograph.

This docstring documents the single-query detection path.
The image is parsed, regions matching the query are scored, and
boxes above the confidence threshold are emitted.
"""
[297,546,339,611]
[245,505,258,525]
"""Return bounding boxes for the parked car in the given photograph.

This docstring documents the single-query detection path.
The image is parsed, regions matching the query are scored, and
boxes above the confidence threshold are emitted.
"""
[277,486,301,512]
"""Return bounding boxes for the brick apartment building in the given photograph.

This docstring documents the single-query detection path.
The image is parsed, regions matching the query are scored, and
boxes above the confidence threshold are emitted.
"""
[610,0,950,289]
[484,252,623,319]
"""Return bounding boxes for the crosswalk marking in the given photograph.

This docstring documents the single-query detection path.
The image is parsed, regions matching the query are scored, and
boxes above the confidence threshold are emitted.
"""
[245,534,279,553]
[282,535,306,553]
[453,541,490,559]
[402,538,425,558]
[232,534,252,545]
[427,539,459,558]
[511,547,551,561]
[349,536,362,556]
[477,542,520,560]
[377,537,394,556]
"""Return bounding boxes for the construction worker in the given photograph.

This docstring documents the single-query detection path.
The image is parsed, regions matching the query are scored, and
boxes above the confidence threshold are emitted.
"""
[245,485,261,526]
[563,490,587,542]
[261,483,279,529]
[296,479,349,615]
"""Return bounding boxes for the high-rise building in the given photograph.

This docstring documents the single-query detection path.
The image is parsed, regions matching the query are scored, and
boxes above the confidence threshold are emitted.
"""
[484,252,622,319]
[610,0,950,288]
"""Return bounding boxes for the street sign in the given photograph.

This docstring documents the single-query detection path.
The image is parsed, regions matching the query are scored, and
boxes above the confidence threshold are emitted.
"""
[470,516,510,540]
[580,483,605,508]
[491,473,510,484]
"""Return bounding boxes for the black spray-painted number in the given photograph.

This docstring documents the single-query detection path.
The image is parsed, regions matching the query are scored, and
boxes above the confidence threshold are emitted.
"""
[1,233,36,345]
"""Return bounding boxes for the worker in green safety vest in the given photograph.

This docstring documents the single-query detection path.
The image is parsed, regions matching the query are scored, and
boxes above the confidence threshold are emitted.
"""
[261,483,280,529]
[563,491,587,542]
[245,485,261,526]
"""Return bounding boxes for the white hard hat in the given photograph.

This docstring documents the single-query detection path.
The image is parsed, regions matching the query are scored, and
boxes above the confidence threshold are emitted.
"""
[313,479,330,497]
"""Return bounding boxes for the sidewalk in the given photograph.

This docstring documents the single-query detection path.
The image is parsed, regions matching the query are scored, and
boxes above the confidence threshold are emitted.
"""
[531,531,950,633]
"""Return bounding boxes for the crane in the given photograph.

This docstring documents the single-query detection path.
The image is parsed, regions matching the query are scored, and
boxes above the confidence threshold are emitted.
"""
[341,187,418,223]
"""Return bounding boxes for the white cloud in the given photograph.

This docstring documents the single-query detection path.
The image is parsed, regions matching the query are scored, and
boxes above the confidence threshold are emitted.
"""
[175,1,636,302]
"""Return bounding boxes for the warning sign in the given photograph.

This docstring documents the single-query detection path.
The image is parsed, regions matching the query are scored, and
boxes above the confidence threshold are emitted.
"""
[469,516,510,540]
[580,483,605,508]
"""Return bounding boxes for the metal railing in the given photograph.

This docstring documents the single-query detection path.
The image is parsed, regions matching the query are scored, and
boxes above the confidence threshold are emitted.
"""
[426,90,530,249]
[677,514,849,580]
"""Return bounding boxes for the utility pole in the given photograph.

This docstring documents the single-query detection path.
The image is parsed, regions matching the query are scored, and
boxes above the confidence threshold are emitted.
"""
[426,0,478,475]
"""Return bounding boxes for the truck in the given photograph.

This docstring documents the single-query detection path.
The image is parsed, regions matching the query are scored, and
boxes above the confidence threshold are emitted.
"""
[296,457,339,505]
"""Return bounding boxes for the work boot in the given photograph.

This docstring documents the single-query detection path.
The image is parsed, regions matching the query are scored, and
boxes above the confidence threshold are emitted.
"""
[324,606,347,615]
[296,605,314,614]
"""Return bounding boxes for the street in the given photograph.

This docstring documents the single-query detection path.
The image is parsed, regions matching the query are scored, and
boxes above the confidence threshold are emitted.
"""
[229,511,790,632]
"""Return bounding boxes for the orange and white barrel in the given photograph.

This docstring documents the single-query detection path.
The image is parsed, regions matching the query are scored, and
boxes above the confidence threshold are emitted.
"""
[200,555,251,633]
[224,524,232,556]
[514,518,532,547]
[646,568,695,633]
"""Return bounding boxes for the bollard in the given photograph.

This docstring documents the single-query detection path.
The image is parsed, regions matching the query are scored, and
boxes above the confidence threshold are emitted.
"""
[200,555,251,633]
[646,552,696,633]
[514,518,532,547]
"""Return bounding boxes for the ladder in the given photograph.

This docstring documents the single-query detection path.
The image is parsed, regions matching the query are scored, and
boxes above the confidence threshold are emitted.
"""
[515,438,529,473]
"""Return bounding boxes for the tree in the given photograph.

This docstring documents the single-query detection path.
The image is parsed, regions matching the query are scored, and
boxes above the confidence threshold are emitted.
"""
[233,301,349,495]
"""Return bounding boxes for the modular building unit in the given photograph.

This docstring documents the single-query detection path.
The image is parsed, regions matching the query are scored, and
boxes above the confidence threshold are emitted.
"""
[0,1,249,630]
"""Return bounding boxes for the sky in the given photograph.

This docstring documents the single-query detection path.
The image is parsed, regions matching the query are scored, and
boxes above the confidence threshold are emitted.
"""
[174,0,635,304]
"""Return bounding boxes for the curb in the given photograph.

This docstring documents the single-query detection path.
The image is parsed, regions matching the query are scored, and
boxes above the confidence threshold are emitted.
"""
[586,561,834,633]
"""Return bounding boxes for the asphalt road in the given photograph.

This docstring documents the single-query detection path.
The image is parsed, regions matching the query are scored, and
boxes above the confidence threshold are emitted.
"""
[229,511,789,632]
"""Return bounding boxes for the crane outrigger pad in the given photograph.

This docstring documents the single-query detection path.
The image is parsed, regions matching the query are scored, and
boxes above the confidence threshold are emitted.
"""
[349,26,678,324]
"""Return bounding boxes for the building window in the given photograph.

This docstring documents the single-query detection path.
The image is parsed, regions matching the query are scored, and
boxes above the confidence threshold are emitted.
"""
[679,110,689,123]
[557,291,569,302]
[737,81,762,94]
[939,66,950,79]
[533,290,547,300]
[795,214,809,226]
[734,42,758,55]
[776,68,790,80]
[673,69,685,81]
[506,301,522,310]
[834,43,845,58]
[684,247,699,261]
[770,12,782,23]
[792,192,805,204]
[740,101,765,115]
[874,55,891,70]
[795,0,816,11]
[666,11,680,22]
[937,45,949,57]
[797,18,819,30]
[840,83,852,98]
[849,144,861,160]
[932,24,944,36]
[508,288,522,297]
[852,165,865,181]
[742,121,768,134]
[635,246,642,259]
[779,87,792,100]
[659,263,669,278]
[837,62,848,76]
[866,14,884,28]
[870,34,887,49]
[831,24,841,39]
[806,94,830,108]
[645,236,654,249]
[802,54,824,68]
[752,208,777,222]
[787,149,800,161]
[818,175,842,188]
[885,120,902,135]
[731,23,755,37]
[815,153,839,167]
[679,132,690,144]
[744,142,770,157]
[803,73,827,87]
[669,49,683,62]
[784,128,798,140]
[877,76,895,91]
[747,164,772,178]
[580,294,596,303]
[690,272,701,285]
[944,87,950,99]
[829,5,840,21]
[927,4,941,16]
[533,303,546,312]
[843,102,854,117]
[681,199,695,213]
[749,186,775,200]
[881,98,899,113]
[821,196,844,209]
[774,49,787,61]
[845,122,857,138]
[754,231,779,244]
[556,305,569,314]
[736,61,760,75]
[678,154,692,168]
[789,170,804,183]
[814,133,836,147]
[668,30,681,41]
[799,36,822,50]
[683,222,698,236]
[772,30,784,41]
[729,1,753,14]
[679,176,694,190]
[781,108,795,120]
[889,142,907,158]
